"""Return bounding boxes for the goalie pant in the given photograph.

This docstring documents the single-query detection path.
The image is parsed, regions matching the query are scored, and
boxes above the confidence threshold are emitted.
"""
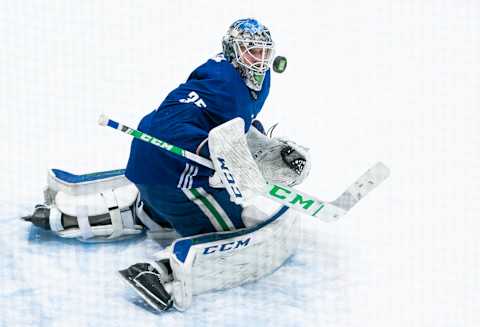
[136,183,246,236]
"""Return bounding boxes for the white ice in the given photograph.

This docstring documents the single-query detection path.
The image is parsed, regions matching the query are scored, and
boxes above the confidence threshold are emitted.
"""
[1,1,479,326]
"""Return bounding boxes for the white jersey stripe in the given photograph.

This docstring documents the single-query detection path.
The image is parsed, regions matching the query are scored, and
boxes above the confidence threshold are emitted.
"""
[177,163,191,189]
[182,164,195,189]
[187,166,198,189]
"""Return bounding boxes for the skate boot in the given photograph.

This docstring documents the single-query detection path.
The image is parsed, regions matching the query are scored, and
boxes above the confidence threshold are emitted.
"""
[22,204,51,230]
[119,260,173,312]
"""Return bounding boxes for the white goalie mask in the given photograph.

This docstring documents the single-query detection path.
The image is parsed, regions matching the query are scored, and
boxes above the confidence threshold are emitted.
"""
[222,18,275,91]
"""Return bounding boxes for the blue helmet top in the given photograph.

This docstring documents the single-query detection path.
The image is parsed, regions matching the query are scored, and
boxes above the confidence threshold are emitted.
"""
[233,18,268,35]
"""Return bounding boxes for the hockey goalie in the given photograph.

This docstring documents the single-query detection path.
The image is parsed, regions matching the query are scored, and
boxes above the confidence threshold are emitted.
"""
[22,18,389,312]
[23,18,311,312]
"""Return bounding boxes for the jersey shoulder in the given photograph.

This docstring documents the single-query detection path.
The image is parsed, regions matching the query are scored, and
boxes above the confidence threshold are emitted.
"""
[190,53,243,90]
[161,54,264,127]
[183,54,248,121]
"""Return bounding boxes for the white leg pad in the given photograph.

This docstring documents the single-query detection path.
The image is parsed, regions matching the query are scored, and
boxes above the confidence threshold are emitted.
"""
[50,182,143,242]
[162,206,301,311]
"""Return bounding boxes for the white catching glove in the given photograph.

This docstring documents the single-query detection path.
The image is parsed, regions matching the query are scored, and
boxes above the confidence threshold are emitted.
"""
[246,127,311,187]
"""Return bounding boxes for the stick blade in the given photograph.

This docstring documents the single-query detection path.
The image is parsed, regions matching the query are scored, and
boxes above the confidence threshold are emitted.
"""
[331,162,390,211]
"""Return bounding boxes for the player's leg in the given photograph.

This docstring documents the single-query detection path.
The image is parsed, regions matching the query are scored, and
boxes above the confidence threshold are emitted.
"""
[135,183,245,237]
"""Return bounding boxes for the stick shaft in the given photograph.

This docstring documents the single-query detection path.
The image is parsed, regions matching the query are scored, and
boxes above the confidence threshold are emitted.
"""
[100,115,213,169]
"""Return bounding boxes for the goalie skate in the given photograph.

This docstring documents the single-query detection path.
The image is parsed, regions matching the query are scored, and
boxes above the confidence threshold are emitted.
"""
[118,262,173,312]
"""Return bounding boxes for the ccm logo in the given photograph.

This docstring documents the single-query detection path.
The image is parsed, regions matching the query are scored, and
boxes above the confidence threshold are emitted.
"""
[216,157,242,198]
[202,238,251,255]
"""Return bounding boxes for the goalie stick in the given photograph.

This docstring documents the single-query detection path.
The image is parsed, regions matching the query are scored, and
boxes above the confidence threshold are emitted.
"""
[98,114,389,222]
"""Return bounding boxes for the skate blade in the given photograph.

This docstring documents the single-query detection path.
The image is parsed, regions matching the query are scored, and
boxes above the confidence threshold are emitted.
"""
[118,269,171,313]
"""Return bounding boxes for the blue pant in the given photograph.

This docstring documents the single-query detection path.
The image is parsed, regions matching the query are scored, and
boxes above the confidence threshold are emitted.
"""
[136,184,245,237]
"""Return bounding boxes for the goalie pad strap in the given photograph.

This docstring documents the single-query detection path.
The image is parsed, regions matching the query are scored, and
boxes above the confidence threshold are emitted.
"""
[100,190,124,239]
[53,209,143,242]
[51,183,144,241]
[76,205,95,240]
[108,208,123,239]
[49,207,63,232]
[121,208,135,229]
[135,197,162,232]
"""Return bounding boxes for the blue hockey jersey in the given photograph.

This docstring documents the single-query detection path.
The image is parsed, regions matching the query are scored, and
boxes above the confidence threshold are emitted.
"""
[125,54,271,188]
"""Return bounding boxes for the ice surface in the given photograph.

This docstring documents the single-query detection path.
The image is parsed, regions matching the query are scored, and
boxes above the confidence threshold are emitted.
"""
[1,1,479,326]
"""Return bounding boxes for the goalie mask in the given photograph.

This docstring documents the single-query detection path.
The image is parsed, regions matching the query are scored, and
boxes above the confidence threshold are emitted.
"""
[222,18,275,91]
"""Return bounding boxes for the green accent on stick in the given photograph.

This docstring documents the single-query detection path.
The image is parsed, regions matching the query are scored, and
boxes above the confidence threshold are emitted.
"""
[289,194,315,209]
[269,185,291,200]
